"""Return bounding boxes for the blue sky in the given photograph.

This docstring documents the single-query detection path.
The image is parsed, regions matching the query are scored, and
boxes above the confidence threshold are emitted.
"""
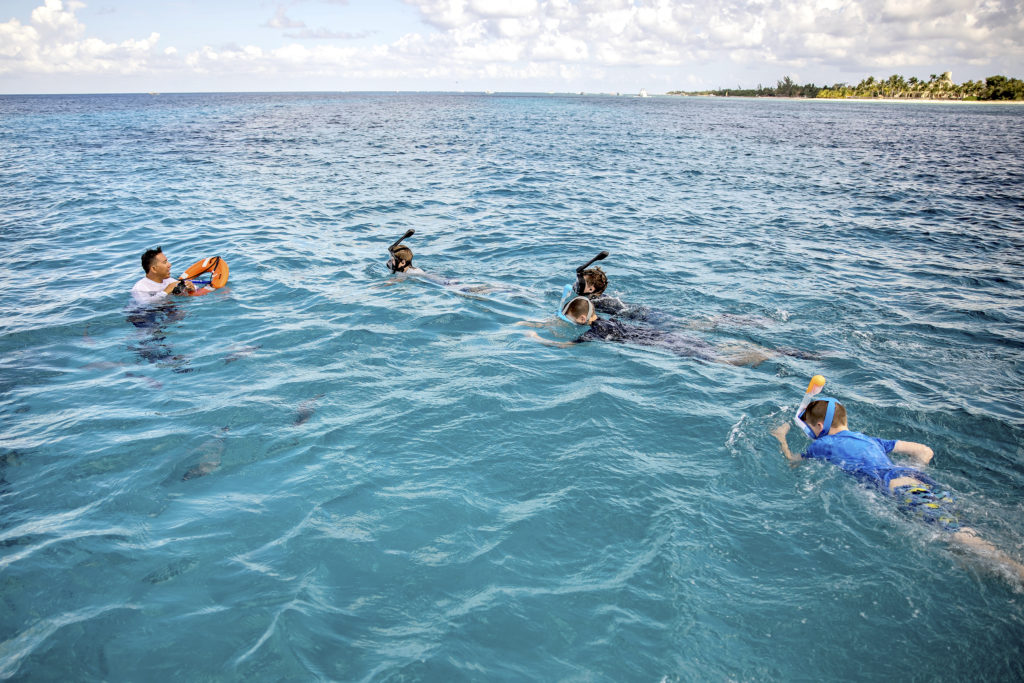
[2,0,1022,94]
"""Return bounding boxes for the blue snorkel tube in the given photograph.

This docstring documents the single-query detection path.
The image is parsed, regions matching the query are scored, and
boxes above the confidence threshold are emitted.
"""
[794,375,837,439]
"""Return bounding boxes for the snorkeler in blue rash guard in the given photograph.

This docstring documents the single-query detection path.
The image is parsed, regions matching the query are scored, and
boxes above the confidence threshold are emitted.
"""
[771,392,1024,585]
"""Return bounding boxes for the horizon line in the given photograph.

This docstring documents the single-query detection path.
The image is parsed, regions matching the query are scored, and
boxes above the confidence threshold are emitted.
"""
[1,89,651,97]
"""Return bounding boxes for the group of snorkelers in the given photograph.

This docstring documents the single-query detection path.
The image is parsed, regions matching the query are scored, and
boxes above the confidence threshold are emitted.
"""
[389,230,803,366]
[128,232,1024,586]
[385,230,1024,585]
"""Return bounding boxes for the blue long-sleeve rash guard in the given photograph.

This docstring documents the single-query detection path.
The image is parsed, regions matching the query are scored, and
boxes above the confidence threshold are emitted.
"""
[801,430,933,489]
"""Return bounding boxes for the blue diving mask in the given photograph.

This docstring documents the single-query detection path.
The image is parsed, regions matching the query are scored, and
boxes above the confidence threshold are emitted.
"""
[796,397,837,440]
[793,375,834,439]
[557,284,594,326]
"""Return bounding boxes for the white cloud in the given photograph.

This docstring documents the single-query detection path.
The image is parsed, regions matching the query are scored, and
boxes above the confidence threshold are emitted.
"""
[531,33,589,61]
[31,0,85,35]
[266,7,305,29]
[284,28,372,39]
[0,1,162,75]
[470,0,539,18]
[2,0,1024,91]
[496,17,540,38]
[406,0,472,29]
[454,37,524,62]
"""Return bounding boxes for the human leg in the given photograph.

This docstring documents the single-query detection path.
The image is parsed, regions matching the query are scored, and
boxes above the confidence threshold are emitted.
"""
[951,528,1024,584]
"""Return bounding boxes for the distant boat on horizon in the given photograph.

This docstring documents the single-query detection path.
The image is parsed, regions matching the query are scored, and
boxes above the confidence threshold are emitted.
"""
[639,88,650,98]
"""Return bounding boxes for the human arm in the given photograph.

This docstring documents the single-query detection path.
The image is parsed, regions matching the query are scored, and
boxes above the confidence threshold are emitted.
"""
[771,422,802,463]
[891,440,933,466]
[520,329,574,348]
[132,277,184,305]
[166,278,196,295]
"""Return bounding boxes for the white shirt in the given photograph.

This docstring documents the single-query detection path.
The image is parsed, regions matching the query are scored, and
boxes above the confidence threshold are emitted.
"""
[131,276,176,306]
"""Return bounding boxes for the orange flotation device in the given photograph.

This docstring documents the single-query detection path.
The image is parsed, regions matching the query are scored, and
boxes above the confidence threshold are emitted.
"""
[179,256,229,295]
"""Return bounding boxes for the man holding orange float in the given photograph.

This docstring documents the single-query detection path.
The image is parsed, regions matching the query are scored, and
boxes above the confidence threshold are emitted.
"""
[131,248,230,306]
[131,246,196,305]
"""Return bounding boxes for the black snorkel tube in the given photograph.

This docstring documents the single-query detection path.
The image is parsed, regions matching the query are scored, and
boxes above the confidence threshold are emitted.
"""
[574,250,609,295]
[387,229,415,273]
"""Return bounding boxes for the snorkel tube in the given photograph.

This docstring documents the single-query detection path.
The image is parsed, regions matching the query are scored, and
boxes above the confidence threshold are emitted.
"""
[574,250,609,295]
[387,229,415,273]
[794,375,837,439]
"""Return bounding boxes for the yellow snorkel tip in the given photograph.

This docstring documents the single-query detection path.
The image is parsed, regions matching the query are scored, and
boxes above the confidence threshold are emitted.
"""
[806,375,826,394]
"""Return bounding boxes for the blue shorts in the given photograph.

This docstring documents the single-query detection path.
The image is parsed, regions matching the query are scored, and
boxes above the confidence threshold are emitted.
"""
[892,484,961,532]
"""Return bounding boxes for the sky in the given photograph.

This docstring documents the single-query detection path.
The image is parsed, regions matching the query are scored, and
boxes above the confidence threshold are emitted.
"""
[1,0,1022,94]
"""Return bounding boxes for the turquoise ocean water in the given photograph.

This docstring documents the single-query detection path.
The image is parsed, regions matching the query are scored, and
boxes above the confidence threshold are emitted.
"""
[1,92,1023,680]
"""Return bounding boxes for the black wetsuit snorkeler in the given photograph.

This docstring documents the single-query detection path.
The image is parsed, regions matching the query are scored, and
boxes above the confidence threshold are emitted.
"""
[570,250,668,324]
[573,315,719,360]
[519,252,816,366]
[519,284,757,365]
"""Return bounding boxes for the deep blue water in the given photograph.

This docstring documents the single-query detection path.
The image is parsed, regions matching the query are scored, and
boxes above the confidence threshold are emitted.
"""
[2,92,1024,681]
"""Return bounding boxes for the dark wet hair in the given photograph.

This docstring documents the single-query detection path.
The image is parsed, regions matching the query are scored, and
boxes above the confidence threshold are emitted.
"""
[583,267,607,296]
[141,246,163,273]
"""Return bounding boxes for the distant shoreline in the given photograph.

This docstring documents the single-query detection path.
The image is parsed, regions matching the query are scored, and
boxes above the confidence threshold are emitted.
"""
[1,91,1023,103]
[668,94,1024,104]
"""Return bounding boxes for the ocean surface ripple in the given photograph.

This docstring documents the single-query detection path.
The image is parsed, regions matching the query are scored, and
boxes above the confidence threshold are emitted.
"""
[1,93,1023,680]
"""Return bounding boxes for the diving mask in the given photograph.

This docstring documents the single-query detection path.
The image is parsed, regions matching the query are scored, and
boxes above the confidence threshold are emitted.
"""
[557,284,594,325]
[793,375,836,439]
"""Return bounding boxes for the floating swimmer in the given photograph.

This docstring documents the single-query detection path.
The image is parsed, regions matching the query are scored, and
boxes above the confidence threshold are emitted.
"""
[571,250,609,298]
[386,229,424,275]
[566,250,669,324]
[519,290,788,366]
[771,376,1024,586]
[130,247,228,306]
[131,246,197,305]
[382,228,491,292]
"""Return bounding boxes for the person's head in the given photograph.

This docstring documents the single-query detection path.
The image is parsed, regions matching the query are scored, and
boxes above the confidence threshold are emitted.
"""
[801,399,848,436]
[388,245,413,272]
[581,267,607,297]
[562,296,596,325]
[142,247,171,280]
